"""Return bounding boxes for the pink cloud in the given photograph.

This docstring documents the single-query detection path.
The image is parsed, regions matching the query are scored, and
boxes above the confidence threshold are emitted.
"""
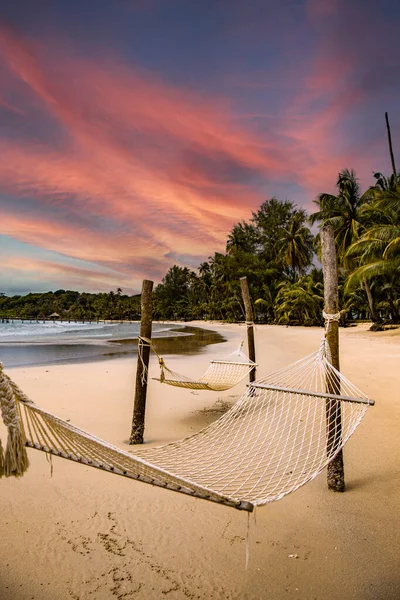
[0,24,288,269]
[1,255,134,292]
[0,209,181,283]
[0,12,395,292]
[0,24,283,172]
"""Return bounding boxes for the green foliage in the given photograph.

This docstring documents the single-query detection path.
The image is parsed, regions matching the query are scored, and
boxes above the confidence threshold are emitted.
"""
[274,274,324,326]
[309,169,367,265]
[345,186,400,307]
[0,289,141,321]
[154,198,317,324]
[310,169,400,324]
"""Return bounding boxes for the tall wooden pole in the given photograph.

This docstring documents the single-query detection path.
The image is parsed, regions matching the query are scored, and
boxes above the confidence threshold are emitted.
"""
[385,112,397,177]
[129,279,153,445]
[240,276,256,383]
[321,225,345,492]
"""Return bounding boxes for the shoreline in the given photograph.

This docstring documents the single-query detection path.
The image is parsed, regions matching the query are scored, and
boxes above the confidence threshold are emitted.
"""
[0,323,228,369]
[2,317,399,369]
[1,322,399,599]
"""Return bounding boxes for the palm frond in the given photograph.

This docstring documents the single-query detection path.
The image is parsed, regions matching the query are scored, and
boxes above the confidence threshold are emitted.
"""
[345,260,400,292]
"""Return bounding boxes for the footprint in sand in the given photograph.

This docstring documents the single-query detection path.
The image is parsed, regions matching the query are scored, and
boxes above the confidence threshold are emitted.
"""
[60,511,201,599]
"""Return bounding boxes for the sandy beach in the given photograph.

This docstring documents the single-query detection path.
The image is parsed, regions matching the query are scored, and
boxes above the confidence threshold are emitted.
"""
[0,322,399,600]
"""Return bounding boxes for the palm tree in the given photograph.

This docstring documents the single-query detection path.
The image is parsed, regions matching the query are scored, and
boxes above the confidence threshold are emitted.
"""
[226,221,258,255]
[277,212,313,279]
[309,169,366,262]
[309,169,379,322]
[274,275,324,325]
[208,253,243,320]
[365,171,400,196]
[345,186,400,322]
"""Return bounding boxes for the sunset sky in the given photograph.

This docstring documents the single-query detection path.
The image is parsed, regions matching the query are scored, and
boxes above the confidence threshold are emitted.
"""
[1,0,399,295]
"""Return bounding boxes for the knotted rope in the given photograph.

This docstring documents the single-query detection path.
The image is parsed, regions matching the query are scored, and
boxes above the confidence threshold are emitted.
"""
[0,362,29,478]
[322,310,342,323]
[137,337,151,386]
[158,357,166,383]
[322,310,344,365]
[137,336,172,385]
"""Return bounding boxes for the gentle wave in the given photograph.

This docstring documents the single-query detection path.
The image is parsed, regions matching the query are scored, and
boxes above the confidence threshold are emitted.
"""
[0,321,109,338]
[0,320,177,344]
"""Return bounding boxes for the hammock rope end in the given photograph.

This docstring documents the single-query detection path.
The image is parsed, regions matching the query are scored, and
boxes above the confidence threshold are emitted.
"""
[0,362,30,478]
[159,357,165,383]
[4,427,29,478]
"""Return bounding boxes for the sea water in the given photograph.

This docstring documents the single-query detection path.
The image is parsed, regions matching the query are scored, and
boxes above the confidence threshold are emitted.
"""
[0,320,173,344]
[0,321,226,368]
[0,320,185,368]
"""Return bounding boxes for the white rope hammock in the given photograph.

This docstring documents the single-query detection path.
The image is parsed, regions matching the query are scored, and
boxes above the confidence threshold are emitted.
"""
[0,337,373,512]
[146,339,257,391]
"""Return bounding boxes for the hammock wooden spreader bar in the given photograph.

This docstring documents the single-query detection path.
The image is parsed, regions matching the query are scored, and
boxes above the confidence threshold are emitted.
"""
[249,384,375,406]
[0,341,374,512]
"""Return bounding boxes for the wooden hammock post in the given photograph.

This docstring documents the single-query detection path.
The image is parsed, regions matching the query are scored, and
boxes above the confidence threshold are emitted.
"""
[129,279,153,445]
[321,225,345,492]
[240,276,256,382]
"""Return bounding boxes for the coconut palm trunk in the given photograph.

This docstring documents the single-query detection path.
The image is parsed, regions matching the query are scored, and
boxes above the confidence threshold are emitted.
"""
[362,279,380,323]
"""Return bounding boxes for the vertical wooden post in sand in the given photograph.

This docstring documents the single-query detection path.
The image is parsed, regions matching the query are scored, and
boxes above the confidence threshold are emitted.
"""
[321,225,345,492]
[129,279,153,445]
[240,276,256,383]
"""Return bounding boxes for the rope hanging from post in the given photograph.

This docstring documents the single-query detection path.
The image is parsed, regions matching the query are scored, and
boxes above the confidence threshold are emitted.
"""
[322,310,342,323]
[137,336,168,384]
[322,311,343,365]
[138,336,152,386]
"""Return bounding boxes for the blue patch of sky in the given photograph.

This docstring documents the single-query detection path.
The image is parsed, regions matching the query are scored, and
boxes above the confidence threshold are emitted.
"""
[0,70,73,151]
[1,0,317,93]
[0,275,44,296]
[165,251,210,270]
[179,146,267,186]
[0,105,71,151]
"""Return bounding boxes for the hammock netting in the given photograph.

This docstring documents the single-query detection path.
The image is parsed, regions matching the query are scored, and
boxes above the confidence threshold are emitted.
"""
[0,340,373,512]
[155,346,257,391]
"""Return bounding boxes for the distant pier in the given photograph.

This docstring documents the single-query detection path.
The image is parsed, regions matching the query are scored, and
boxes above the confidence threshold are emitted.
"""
[0,317,139,325]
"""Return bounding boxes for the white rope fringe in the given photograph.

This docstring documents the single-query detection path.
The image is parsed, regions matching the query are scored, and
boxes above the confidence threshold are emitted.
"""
[0,362,29,478]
